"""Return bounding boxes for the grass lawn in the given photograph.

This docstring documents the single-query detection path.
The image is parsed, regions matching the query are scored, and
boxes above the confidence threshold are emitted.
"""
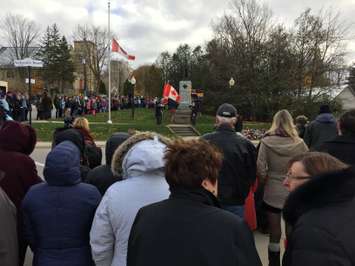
[32,108,270,141]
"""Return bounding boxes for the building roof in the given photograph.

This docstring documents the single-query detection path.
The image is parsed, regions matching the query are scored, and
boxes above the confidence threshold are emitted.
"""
[0,47,41,67]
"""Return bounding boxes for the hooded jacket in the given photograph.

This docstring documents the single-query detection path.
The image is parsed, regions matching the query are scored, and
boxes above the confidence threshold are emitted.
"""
[257,135,308,209]
[22,141,101,266]
[0,121,41,208]
[0,183,18,266]
[202,124,257,205]
[304,113,337,151]
[127,187,262,266]
[86,133,130,195]
[90,132,170,266]
[0,121,41,264]
[283,167,355,266]
[53,128,91,180]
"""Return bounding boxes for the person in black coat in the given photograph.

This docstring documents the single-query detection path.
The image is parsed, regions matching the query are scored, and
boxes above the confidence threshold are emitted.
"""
[86,132,129,195]
[319,109,355,165]
[283,160,355,266]
[202,103,257,218]
[155,99,164,125]
[127,139,261,266]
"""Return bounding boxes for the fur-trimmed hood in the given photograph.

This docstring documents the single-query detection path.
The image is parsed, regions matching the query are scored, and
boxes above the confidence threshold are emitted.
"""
[283,167,355,226]
[111,132,171,178]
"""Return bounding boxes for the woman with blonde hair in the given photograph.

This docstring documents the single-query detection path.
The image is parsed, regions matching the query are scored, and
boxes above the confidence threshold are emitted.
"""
[73,117,102,169]
[257,110,308,266]
[73,117,91,137]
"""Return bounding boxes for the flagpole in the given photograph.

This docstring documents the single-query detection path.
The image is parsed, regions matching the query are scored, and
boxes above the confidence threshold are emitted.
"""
[107,0,112,124]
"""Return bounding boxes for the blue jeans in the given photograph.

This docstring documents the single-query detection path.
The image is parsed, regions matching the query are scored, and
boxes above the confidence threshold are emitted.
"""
[222,204,245,219]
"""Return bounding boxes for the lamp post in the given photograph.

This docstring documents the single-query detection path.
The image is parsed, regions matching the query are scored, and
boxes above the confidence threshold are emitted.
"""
[130,76,136,119]
[82,58,87,96]
[229,77,235,88]
[107,0,113,124]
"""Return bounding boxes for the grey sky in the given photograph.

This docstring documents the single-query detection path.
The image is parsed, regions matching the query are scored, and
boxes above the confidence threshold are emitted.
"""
[1,0,355,68]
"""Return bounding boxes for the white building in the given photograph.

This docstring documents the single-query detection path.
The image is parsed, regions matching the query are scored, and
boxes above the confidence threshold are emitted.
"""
[336,87,355,110]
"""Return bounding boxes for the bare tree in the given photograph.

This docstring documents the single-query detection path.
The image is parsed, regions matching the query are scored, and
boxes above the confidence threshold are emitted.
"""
[1,13,40,60]
[292,8,350,101]
[73,24,109,92]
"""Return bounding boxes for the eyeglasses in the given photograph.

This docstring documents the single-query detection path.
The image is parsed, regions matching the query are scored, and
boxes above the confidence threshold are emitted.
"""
[286,172,310,181]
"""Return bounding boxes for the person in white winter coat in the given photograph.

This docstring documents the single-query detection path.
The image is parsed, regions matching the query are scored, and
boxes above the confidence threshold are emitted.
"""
[90,132,171,266]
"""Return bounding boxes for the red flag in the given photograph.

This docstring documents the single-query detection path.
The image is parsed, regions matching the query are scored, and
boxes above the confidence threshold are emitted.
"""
[163,83,181,103]
[111,39,135,61]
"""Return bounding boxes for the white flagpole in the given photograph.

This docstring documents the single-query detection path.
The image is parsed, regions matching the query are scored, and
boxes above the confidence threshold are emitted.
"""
[107,0,112,124]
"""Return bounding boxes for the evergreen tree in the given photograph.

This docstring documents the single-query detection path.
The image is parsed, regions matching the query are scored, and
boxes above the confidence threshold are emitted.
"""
[58,36,74,92]
[39,24,74,93]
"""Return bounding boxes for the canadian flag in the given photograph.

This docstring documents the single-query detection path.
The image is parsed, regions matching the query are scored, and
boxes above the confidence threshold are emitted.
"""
[163,83,181,103]
[112,39,135,61]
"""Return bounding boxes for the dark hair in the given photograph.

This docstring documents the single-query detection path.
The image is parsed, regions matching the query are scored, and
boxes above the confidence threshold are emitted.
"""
[288,152,348,177]
[164,139,223,189]
[339,109,355,136]
[295,115,308,125]
[319,104,331,114]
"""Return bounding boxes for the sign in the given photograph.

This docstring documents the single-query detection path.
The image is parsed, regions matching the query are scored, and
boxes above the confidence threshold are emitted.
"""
[179,80,192,108]
[25,78,35,84]
[14,58,44,68]
[304,75,312,87]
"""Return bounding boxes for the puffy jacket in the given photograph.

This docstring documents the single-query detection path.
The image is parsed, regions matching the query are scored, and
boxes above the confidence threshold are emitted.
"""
[90,133,170,266]
[202,124,257,205]
[304,113,337,151]
[22,141,101,266]
[86,133,129,195]
[128,187,262,266]
[283,167,355,266]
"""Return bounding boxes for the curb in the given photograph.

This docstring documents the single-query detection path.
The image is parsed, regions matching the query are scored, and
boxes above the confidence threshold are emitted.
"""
[36,141,106,148]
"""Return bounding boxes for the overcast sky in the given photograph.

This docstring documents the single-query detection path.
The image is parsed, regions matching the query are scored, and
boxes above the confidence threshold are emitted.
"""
[1,0,355,68]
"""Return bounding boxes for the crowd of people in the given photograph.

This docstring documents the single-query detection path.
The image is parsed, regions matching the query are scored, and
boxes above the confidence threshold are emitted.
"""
[1,90,164,122]
[1,97,355,266]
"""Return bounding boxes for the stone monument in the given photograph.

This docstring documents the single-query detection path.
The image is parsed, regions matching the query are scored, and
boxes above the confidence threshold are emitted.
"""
[179,81,192,108]
[173,81,192,124]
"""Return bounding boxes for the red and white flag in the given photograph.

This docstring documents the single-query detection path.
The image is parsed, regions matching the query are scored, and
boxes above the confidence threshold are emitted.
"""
[112,39,135,61]
[163,83,181,103]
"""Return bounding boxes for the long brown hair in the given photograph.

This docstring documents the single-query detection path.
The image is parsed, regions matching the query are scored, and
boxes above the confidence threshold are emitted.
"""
[288,152,348,176]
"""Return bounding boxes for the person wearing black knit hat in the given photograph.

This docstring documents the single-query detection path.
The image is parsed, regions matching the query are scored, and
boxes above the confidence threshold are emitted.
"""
[303,104,337,151]
[86,132,130,195]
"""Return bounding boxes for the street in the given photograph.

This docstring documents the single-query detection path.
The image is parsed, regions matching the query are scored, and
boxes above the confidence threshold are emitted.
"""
[26,146,286,266]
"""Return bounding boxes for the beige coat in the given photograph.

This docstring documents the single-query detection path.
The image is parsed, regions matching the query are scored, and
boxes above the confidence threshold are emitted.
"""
[0,186,18,266]
[257,136,308,209]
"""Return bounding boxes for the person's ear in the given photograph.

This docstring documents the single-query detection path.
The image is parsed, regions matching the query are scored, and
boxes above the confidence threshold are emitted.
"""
[232,117,237,126]
[201,179,218,197]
